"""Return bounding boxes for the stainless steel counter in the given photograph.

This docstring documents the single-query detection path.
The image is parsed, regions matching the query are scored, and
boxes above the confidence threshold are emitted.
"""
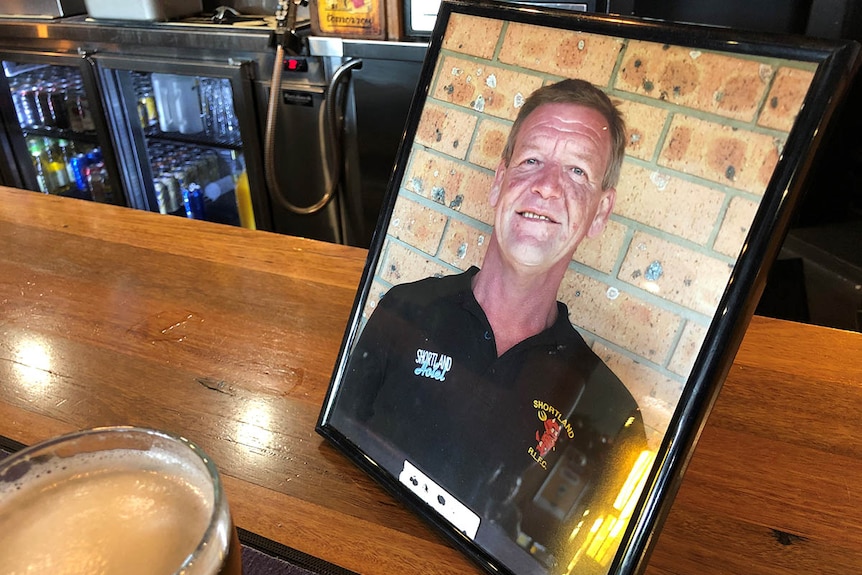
[0,15,275,65]
[308,36,427,62]
[0,15,428,63]
[0,15,428,84]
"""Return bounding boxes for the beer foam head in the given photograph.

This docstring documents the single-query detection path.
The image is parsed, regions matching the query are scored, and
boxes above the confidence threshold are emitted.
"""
[0,429,231,575]
[0,443,213,498]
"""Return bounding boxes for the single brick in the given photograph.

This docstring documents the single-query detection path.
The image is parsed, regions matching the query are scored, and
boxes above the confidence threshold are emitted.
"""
[468,117,510,170]
[713,195,760,258]
[618,231,733,316]
[403,148,496,225]
[441,12,504,60]
[667,320,708,377]
[558,271,681,361]
[659,114,780,195]
[438,218,490,270]
[757,66,815,132]
[388,196,448,256]
[617,42,773,122]
[378,240,451,286]
[615,163,725,246]
[573,218,627,275]
[617,99,668,161]
[431,55,545,121]
[414,102,478,161]
[499,23,624,86]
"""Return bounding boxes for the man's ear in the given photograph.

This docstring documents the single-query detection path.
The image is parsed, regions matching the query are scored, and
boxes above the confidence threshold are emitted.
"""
[489,160,507,208]
[587,187,616,238]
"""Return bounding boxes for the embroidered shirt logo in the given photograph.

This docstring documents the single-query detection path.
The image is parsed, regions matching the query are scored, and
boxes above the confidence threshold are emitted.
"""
[414,348,453,381]
[536,418,561,457]
[528,400,576,470]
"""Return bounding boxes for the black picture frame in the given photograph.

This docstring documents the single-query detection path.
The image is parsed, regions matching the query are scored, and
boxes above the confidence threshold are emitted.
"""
[317,2,859,574]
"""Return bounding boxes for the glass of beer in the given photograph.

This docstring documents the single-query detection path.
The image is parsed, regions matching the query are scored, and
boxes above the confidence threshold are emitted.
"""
[0,426,243,575]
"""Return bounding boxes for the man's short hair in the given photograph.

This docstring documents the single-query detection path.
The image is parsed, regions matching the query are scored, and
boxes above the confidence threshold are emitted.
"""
[502,79,626,190]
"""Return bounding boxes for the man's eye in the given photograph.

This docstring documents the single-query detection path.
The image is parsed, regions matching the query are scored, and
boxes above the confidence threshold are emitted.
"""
[570,166,585,176]
[523,158,539,165]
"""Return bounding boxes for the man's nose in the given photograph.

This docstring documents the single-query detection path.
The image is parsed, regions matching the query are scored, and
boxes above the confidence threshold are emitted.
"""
[532,164,563,199]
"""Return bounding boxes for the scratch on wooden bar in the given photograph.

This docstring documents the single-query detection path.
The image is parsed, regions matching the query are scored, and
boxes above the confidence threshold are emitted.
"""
[196,377,236,396]
[771,529,806,546]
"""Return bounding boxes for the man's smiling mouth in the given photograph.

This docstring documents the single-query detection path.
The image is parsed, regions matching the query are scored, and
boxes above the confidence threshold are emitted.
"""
[519,210,556,223]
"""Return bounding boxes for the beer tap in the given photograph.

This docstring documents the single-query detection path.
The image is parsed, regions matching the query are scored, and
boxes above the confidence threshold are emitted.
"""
[273,0,306,56]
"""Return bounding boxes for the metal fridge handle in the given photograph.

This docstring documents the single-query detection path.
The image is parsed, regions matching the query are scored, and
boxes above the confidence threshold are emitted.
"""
[264,55,362,216]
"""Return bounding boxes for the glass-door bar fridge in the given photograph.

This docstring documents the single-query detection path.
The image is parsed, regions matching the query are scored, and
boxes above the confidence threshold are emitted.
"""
[95,55,269,230]
[0,52,122,204]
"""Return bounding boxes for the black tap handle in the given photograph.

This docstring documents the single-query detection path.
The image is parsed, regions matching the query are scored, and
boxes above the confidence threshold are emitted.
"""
[273,0,306,55]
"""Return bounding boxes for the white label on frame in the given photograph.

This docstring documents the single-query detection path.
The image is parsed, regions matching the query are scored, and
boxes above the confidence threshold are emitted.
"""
[399,460,481,539]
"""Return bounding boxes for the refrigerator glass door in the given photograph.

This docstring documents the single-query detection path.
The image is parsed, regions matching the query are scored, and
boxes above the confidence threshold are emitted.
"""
[0,53,122,204]
[95,56,268,231]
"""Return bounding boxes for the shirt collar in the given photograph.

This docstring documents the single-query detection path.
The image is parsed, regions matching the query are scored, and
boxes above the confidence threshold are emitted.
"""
[454,266,578,349]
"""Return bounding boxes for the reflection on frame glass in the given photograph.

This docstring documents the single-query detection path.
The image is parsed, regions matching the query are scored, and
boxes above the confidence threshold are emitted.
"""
[318,2,859,574]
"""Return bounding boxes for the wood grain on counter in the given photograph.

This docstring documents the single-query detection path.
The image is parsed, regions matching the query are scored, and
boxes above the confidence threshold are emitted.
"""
[2,187,861,574]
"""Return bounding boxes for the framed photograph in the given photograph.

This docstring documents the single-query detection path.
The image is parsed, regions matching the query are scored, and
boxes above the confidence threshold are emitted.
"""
[317,2,859,574]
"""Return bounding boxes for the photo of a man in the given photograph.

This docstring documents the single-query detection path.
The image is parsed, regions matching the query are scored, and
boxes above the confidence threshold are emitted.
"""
[316,3,830,573]
[332,79,648,574]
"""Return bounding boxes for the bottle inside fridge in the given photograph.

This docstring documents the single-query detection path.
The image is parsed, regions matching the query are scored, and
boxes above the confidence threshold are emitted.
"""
[3,60,114,204]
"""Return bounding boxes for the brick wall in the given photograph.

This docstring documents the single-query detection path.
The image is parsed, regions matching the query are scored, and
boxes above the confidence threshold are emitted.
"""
[361,12,815,445]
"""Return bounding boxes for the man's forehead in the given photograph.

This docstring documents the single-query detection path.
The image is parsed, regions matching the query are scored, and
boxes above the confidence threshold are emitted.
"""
[513,103,612,157]
[521,102,610,133]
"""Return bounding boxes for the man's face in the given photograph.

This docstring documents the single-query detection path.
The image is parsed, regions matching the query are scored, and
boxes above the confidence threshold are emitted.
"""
[489,102,617,272]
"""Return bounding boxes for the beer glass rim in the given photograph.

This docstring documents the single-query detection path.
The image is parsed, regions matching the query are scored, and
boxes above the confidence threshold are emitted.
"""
[0,425,230,575]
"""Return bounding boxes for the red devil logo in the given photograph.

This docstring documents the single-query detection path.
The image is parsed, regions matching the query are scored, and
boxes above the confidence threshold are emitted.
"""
[536,418,561,457]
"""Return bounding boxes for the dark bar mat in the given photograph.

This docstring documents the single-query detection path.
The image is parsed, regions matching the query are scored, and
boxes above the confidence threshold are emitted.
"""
[0,435,25,454]
[0,435,358,575]
[238,528,358,575]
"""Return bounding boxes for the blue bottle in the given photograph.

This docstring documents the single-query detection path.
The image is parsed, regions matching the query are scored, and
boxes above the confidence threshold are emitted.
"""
[183,183,206,220]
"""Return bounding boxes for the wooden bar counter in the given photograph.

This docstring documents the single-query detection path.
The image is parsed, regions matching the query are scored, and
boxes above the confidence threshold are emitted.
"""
[1,187,861,574]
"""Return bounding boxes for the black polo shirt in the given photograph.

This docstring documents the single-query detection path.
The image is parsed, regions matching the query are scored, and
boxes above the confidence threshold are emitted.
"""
[333,267,646,567]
